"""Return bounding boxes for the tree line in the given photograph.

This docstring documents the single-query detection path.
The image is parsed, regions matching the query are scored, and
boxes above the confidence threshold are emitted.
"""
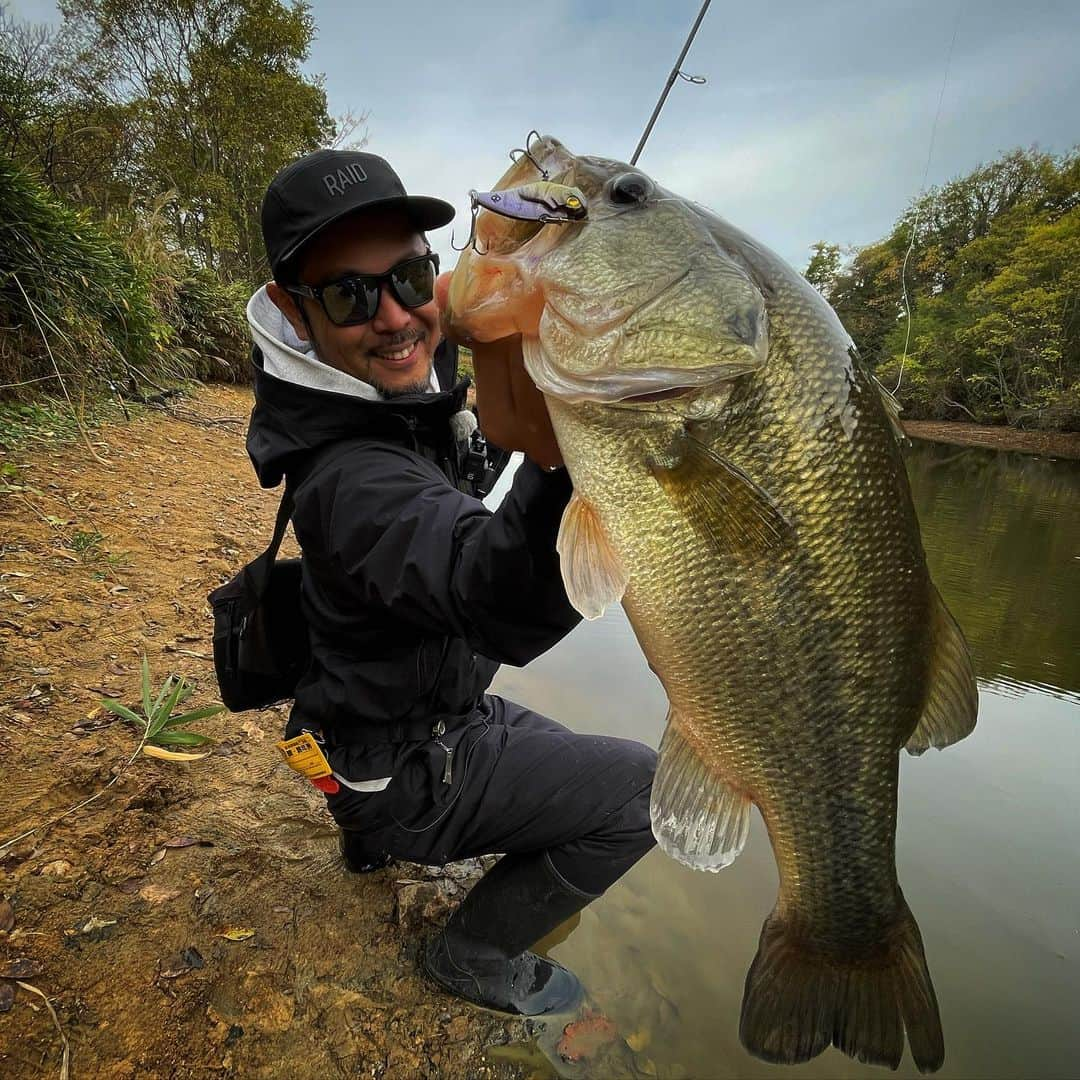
[804,147,1079,431]
[2,2,1076,431]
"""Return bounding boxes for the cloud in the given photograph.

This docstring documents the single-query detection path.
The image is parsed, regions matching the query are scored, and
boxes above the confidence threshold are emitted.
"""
[12,0,1079,274]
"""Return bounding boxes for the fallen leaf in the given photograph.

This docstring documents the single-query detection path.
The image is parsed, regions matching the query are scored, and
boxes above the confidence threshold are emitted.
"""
[139,884,181,904]
[557,1009,620,1064]
[0,899,13,933]
[181,946,205,969]
[109,585,129,594]
[0,982,13,1012]
[149,848,167,865]
[142,745,211,762]
[163,836,207,848]
[0,957,43,979]
[65,915,117,943]
[219,927,255,941]
[159,945,205,978]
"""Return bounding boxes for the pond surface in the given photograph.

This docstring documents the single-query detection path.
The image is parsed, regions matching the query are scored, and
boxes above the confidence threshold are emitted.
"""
[489,439,1080,1079]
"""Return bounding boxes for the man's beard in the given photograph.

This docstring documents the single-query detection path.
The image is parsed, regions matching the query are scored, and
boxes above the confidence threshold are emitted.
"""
[378,377,434,399]
[371,356,434,399]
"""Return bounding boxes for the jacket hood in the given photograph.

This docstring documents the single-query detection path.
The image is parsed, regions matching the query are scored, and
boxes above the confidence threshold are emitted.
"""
[245,285,472,488]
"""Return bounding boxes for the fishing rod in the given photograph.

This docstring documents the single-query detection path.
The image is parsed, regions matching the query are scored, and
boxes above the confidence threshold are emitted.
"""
[630,0,713,166]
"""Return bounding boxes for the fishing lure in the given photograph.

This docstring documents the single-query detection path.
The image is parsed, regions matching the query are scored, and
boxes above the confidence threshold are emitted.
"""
[452,181,588,252]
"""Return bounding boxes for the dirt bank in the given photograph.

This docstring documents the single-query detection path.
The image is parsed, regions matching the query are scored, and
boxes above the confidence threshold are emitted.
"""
[0,387,545,1079]
[903,419,1080,459]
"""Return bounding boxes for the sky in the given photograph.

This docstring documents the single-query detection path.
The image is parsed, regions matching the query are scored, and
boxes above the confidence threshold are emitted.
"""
[10,0,1080,271]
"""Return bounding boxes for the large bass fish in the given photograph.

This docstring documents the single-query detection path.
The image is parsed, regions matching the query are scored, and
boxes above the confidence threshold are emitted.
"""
[446,136,977,1073]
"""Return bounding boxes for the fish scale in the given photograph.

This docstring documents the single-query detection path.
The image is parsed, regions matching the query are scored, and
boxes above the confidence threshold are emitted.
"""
[447,135,977,1073]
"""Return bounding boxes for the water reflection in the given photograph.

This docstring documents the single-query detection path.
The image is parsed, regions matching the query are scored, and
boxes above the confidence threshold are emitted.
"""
[490,441,1080,1078]
[905,440,1080,701]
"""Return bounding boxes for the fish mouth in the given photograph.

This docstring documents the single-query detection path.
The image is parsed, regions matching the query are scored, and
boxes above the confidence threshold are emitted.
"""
[617,385,698,404]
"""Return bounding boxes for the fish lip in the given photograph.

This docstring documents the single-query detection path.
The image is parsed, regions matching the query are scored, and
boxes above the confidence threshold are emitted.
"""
[613,385,699,405]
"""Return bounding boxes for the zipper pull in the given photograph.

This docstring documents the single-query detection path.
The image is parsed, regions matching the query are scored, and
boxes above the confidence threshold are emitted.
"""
[441,744,454,785]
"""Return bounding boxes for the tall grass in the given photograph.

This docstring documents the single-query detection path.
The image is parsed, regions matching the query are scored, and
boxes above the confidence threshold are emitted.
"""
[0,160,248,402]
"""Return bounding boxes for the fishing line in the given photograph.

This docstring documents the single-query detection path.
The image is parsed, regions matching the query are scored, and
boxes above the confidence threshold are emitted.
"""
[893,10,961,395]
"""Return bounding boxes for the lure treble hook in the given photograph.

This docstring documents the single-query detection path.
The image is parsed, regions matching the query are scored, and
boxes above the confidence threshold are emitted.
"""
[450,196,487,254]
[508,130,549,179]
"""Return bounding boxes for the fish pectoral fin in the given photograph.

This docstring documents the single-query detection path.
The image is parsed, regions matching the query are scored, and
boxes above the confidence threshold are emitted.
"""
[648,433,793,559]
[873,371,908,444]
[906,585,979,755]
[650,713,751,871]
[555,491,628,620]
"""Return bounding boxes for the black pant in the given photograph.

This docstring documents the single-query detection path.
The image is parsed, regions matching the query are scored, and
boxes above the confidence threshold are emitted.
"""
[323,695,657,896]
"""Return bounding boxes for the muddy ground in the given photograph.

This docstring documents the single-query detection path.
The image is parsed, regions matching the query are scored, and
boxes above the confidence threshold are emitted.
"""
[0,386,575,1079]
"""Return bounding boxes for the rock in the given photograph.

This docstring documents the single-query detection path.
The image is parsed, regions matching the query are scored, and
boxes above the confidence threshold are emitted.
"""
[446,1015,471,1042]
[393,878,458,928]
[40,859,74,877]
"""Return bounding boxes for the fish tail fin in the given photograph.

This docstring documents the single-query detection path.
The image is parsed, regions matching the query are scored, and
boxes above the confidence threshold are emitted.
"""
[739,901,944,1074]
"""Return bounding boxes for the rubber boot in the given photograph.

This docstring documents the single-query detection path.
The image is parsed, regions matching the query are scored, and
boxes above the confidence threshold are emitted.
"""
[422,851,597,1016]
[338,829,392,874]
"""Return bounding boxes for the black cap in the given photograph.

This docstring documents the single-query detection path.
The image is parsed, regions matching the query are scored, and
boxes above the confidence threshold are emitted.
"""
[261,149,455,280]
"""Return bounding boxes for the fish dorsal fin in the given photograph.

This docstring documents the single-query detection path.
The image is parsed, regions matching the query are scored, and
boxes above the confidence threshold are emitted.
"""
[651,713,751,871]
[648,432,793,558]
[555,491,628,620]
[906,585,979,755]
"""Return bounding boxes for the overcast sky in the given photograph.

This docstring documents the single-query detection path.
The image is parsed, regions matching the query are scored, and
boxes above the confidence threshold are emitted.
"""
[11,0,1080,270]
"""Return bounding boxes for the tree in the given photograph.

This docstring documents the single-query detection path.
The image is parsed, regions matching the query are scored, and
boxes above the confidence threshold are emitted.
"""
[813,146,1080,429]
[0,5,132,206]
[58,0,335,282]
[803,241,843,298]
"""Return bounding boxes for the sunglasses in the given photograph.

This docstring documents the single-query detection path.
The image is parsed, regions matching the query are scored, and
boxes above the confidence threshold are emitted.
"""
[286,252,440,327]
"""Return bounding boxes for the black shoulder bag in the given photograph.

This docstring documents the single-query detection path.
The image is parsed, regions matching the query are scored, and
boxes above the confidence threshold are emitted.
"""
[207,481,310,712]
[208,440,363,712]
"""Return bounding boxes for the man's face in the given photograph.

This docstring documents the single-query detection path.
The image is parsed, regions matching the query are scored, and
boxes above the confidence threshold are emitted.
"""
[268,209,440,397]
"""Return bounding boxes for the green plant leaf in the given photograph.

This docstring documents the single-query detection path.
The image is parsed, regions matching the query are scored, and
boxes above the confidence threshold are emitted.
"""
[151,730,213,747]
[151,673,175,718]
[141,654,152,719]
[100,698,146,729]
[148,676,189,738]
[162,704,226,729]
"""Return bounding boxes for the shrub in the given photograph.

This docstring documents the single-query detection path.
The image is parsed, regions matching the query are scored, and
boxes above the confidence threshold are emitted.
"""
[0,160,247,402]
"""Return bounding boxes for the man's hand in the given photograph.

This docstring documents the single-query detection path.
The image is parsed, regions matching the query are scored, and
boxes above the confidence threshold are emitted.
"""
[436,272,563,471]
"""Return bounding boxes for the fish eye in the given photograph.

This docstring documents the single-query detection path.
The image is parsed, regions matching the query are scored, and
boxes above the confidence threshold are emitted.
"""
[608,172,653,205]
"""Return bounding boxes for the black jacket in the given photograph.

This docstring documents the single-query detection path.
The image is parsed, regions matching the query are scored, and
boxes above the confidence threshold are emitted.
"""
[245,341,581,745]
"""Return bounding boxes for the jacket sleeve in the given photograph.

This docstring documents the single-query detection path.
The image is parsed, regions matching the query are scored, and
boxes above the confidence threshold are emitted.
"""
[312,444,582,665]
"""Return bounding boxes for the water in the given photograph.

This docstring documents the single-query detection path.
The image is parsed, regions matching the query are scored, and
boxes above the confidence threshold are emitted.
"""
[488,440,1080,1079]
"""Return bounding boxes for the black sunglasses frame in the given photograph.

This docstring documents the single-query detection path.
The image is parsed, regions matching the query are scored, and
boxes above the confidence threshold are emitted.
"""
[286,252,440,327]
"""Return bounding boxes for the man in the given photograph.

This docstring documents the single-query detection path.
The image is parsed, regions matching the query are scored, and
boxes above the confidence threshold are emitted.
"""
[245,148,656,1016]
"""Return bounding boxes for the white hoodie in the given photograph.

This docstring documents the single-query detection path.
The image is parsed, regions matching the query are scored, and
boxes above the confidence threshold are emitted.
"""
[246,284,439,399]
